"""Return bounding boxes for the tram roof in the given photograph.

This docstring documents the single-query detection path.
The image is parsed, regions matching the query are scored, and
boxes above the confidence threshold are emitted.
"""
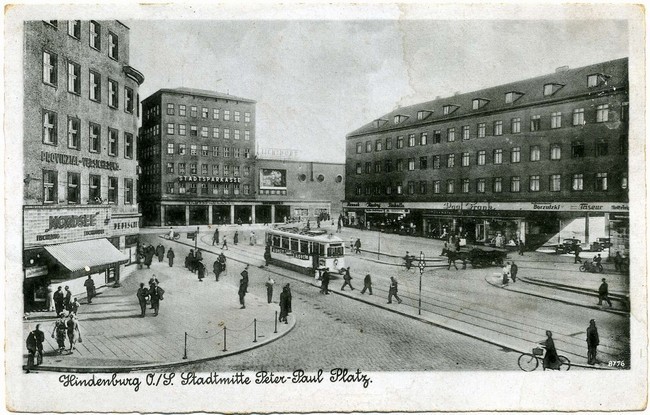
[267,227,345,243]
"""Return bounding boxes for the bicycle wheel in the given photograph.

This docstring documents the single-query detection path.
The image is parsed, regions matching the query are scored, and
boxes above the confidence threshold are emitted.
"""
[558,355,571,371]
[518,353,539,371]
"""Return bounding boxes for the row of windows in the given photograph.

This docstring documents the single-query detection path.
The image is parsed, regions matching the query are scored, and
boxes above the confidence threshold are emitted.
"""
[353,172,626,196]
[358,104,625,153]
[163,143,252,158]
[164,123,251,140]
[162,103,251,123]
[355,140,625,174]
[42,170,133,204]
[42,51,135,112]
[385,73,617,126]
[164,162,251,177]
[41,110,134,158]
[165,182,250,196]
[44,21,120,60]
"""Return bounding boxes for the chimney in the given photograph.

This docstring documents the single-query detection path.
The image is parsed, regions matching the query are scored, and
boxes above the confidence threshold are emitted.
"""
[555,65,569,73]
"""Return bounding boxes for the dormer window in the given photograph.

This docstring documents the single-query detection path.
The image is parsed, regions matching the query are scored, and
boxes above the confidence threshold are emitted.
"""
[588,73,610,88]
[417,110,432,121]
[373,118,388,128]
[393,115,408,124]
[472,98,489,110]
[505,91,524,104]
[543,83,564,96]
[442,105,459,115]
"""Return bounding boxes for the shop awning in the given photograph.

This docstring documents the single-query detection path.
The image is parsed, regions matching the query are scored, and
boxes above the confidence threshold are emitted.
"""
[44,239,128,277]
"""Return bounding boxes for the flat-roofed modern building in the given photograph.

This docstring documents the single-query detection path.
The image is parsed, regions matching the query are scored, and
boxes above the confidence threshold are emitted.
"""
[345,58,629,252]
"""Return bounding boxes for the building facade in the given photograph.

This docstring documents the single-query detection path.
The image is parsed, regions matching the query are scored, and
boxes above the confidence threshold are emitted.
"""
[139,88,257,226]
[23,20,145,309]
[345,58,629,252]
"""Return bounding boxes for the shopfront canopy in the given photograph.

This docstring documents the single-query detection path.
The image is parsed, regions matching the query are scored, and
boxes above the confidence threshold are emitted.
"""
[44,239,128,278]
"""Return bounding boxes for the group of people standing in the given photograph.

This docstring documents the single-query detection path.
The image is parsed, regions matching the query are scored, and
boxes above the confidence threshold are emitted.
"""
[136,276,165,317]
[139,243,176,269]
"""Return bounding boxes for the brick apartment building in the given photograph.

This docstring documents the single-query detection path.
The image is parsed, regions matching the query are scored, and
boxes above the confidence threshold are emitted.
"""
[345,58,629,252]
[23,20,144,309]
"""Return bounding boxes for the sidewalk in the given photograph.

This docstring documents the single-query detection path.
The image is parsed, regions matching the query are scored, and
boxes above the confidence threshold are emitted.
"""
[23,247,294,372]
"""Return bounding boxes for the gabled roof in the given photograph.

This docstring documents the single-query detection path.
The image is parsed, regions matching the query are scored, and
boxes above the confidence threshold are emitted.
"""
[348,57,628,138]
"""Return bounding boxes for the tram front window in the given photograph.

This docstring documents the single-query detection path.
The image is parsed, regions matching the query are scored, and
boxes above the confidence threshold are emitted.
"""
[327,245,344,257]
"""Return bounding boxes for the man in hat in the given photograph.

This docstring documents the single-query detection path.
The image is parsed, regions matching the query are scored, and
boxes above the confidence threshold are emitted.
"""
[241,265,249,293]
[587,319,600,365]
[84,276,95,304]
[597,278,613,307]
[63,286,72,311]
[53,286,64,316]
[136,283,149,317]
[238,278,247,309]
[167,247,175,267]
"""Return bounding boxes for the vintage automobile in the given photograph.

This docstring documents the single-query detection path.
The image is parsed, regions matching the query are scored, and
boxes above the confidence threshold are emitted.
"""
[555,238,582,254]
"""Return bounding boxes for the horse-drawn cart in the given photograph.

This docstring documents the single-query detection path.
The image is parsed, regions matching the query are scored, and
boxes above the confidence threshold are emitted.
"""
[445,245,508,268]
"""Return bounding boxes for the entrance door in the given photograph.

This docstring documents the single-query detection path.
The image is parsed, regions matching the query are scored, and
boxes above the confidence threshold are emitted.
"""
[476,223,486,242]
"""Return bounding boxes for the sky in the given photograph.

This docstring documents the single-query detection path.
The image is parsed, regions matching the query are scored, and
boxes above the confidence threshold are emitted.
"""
[126,18,628,163]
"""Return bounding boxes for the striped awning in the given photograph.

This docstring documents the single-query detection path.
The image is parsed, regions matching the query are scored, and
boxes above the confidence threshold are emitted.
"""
[44,239,128,277]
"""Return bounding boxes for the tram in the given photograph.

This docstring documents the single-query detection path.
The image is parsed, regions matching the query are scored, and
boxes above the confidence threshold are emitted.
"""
[264,227,346,277]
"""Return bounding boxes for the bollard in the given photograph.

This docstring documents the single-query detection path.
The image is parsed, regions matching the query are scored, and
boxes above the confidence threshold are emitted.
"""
[274,311,278,333]
[253,318,257,343]
[183,332,188,359]
[223,327,227,352]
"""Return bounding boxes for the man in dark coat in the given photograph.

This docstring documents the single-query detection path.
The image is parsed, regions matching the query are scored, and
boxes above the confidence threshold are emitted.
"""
[84,276,95,304]
[219,252,227,272]
[53,286,64,316]
[510,261,518,283]
[341,267,354,291]
[156,244,165,262]
[285,283,292,313]
[587,319,600,365]
[26,324,45,369]
[238,278,247,309]
[574,245,582,264]
[241,265,249,293]
[197,260,205,282]
[63,286,72,311]
[320,269,330,294]
[167,248,175,267]
[387,277,402,304]
[279,285,290,323]
[149,282,163,316]
[265,277,274,303]
[597,278,613,307]
[354,238,361,254]
[361,274,373,295]
[213,259,222,281]
[136,283,149,317]
[233,231,239,245]
[264,245,272,266]
[212,228,219,246]
[144,245,154,268]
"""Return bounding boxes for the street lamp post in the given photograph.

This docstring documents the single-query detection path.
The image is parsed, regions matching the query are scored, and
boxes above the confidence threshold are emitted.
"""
[195,226,199,252]
[377,230,381,260]
[417,251,426,316]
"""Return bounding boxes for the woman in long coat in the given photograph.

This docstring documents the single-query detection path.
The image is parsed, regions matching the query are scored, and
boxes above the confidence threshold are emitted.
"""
[279,286,290,323]
[542,330,561,370]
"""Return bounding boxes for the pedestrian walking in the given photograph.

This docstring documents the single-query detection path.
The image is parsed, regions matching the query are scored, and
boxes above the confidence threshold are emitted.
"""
[63,286,72,311]
[156,243,165,262]
[250,231,256,246]
[241,265,249,293]
[66,313,81,353]
[212,228,220,246]
[518,240,525,256]
[541,330,561,370]
[26,324,45,370]
[149,282,164,316]
[510,261,518,283]
[320,269,331,294]
[167,247,175,267]
[233,231,239,245]
[387,277,402,304]
[84,276,95,304]
[213,259,222,281]
[597,278,613,307]
[197,260,205,282]
[53,286,64,316]
[404,251,413,270]
[148,275,159,310]
[136,283,149,317]
[337,220,342,233]
[361,273,373,295]
[185,250,194,272]
[222,236,229,250]
[219,252,227,273]
[264,245,272,266]
[266,276,275,303]
[574,245,582,264]
[70,298,80,315]
[51,313,67,353]
[501,262,511,284]
[46,282,54,312]
[587,319,600,365]
[279,285,290,323]
[238,278,247,309]
[341,267,354,291]
[447,251,458,271]
[285,283,292,314]
[144,245,154,269]
[354,238,361,254]
[614,251,623,271]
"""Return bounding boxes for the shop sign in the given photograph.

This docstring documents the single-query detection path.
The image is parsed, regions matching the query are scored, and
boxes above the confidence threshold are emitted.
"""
[386,209,409,214]
[388,202,405,208]
[345,202,360,207]
[41,151,120,171]
[24,207,111,248]
[365,209,385,213]
[46,213,98,231]
[178,176,241,183]
[24,265,48,279]
[113,220,139,230]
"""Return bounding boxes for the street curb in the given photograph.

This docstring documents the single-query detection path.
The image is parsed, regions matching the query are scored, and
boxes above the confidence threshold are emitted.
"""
[520,276,629,300]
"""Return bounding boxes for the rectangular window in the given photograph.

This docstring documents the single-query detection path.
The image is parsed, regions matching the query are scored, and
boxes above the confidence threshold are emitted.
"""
[550,144,561,160]
[67,61,80,94]
[244,112,251,122]
[68,20,80,39]
[201,127,208,138]
[67,172,80,204]
[446,180,455,194]
[190,144,197,156]
[166,183,175,194]
[595,172,608,191]
[365,141,372,152]
[408,134,416,147]
[396,184,403,195]
[433,130,441,144]
[233,184,240,195]
[550,174,561,192]
[211,108,219,120]
[223,165,231,176]
[543,84,554,96]
[397,136,404,148]
[419,156,428,169]
[223,129,230,139]
[385,137,392,150]
[178,163,186,174]
[124,179,133,204]
[179,105,186,116]
[477,150,486,166]
[124,132,133,159]
[588,74,599,87]
[462,179,470,193]
[572,174,583,191]
[384,159,392,172]
[167,123,175,135]
[596,104,609,122]
[408,158,415,171]
[529,175,540,192]
[355,163,361,175]
[166,162,174,173]
[234,148,241,158]
[373,139,382,151]
[432,155,441,169]
[234,129,240,140]
[433,181,441,194]
[224,110,230,120]
[461,152,470,167]
[43,51,57,86]
[107,177,118,203]
[201,145,209,156]
[244,166,250,177]
[166,143,174,155]
[178,144,186,155]
[202,107,209,118]
[88,175,101,201]
[212,146,219,157]
[108,79,118,108]
[356,143,362,154]
[178,124,186,136]
[201,164,209,175]
[43,170,57,203]
[108,128,118,156]
[89,70,101,101]
[447,128,455,142]
[493,149,503,164]
[447,154,455,168]
[190,106,197,117]
[493,177,502,193]
[511,118,521,134]
[510,176,520,192]
[596,139,609,157]
[530,145,541,162]
[211,127,219,138]
[420,132,428,145]
[374,161,381,173]
[508,147,520,164]
[365,162,371,174]
[571,141,585,158]
[530,115,541,131]
[190,163,197,174]
[211,164,219,175]
[67,117,80,149]
[477,178,486,193]
[89,21,101,50]
[477,123,486,138]
[108,32,119,59]
[244,130,250,140]
[179,183,187,194]
[234,111,240,122]
[396,159,403,172]
[551,112,562,129]
[572,108,585,126]
[125,87,134,113]
[224,147,231,158]
[407,181,415,195]
[190,125,198,137]
[493,121,503,136]
[418,181,426,194]
[167,103,175,115]
[89,122,100,153]
[462,125,470,140]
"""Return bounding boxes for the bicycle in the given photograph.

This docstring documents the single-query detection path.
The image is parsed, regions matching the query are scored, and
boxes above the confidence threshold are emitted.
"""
[518,347,571,371]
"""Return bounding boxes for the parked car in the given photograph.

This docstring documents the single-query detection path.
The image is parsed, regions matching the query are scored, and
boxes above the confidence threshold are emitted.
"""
[555,238,582,254]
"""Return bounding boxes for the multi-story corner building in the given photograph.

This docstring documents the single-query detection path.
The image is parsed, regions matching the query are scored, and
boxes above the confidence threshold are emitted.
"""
[23,20,145,309]
[345,58,629,252]
[139,88,257,226]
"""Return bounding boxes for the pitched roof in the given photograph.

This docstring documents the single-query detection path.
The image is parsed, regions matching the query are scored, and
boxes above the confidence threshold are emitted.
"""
[348,57,628,137]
